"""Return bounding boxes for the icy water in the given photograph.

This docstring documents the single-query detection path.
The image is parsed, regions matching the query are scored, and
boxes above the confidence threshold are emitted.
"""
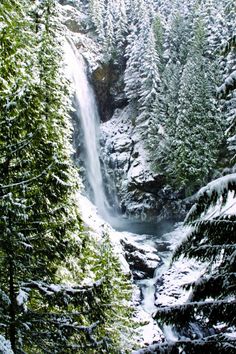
[110,217,174,236]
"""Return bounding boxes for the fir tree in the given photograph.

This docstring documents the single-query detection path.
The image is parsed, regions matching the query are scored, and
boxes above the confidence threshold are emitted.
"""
[217,2,236,162]
[0,1,134,352]
[166,19,222,194]
[113,0,128,56]
[153,174,236,354]
[89,0,105,42]
[104,0,115,59]
[137,28,161,131]
[148,11,191,176]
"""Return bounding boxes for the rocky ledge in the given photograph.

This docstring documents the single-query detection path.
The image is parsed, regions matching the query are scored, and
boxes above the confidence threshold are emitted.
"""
[120,233,162,280]
[100,105,191,223]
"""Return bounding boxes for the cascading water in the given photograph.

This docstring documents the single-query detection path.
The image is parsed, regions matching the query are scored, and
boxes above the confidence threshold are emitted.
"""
[64,41,110,219]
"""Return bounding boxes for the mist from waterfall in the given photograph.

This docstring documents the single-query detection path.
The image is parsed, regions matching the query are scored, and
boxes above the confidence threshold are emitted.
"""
[64,41,111,219]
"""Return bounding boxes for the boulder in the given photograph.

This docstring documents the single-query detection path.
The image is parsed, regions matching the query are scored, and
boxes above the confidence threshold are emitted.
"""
[120,235,162,280]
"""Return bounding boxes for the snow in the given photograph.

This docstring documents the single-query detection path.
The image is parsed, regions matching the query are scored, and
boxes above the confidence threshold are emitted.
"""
[77,192,171,346]
[133,308,163,347]
[197,173,236,199]
[0,336,14,354]
[77,193,131,274]
[154,257,206,307]
[217,70,236,96]
[17,289,28,307]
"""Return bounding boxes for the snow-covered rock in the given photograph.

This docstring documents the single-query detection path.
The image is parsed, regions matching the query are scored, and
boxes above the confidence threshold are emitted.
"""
[0,336,14,354]
[154,258,205,308]
[121,233,162,279]
[100,105,190,222]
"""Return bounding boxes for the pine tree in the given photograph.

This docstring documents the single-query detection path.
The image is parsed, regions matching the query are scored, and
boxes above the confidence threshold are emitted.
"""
[0,0,88,351]
[124,24,142,105]
[137,28,161,131]
[166,19,223,194]
[103,0,115,59]
[217,1,236,162]
[0,1,134,352]
[89,0,105,42]
[124,0,156,106]
[148,11,191,175]
[153,174,236,354]
[153,14,165,72]
[113,0,128,56]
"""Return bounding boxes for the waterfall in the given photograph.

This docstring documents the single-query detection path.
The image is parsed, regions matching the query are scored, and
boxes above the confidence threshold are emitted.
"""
[64,41,110,219]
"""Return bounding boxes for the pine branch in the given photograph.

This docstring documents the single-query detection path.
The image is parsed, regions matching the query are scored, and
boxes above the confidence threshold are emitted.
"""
[154,299,236,325]
[133,334,236,354]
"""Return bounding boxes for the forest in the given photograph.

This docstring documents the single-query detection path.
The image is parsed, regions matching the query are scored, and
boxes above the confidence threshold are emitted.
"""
[0,0,235,353]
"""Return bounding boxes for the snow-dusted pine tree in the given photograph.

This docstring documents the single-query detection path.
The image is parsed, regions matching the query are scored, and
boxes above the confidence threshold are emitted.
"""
[166,19,223,194]
[148,11,190,175]
[217,1,236,162]
[89,0,105,42]
[113,0,128,56]
[137,28,161,131]
[0,1,134,352]
[153,174,236,353]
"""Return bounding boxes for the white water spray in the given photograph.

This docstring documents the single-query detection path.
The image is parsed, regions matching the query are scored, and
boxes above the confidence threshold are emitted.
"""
[64,41,110,219]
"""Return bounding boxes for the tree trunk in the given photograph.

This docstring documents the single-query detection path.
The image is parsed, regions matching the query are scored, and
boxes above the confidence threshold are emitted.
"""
[9,255,16,353]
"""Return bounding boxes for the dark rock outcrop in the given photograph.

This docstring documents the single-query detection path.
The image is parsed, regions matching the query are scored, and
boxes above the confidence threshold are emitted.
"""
[120,236,162,280]
[91,63,128,122]
[100,106,192,223]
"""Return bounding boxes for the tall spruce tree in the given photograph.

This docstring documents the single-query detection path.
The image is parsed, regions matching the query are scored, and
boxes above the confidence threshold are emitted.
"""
[89,0,105,42]
[147,11,191,175]
[136,28,161,132]
[165,19,222,194]
[0,1,134,352]
[0,0,91,351]
[217,2,236,162]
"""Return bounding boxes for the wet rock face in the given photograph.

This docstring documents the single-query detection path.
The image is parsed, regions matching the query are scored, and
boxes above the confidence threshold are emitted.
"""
[100,105,191,223]
[91,63,128,122]
[120,235,162,280]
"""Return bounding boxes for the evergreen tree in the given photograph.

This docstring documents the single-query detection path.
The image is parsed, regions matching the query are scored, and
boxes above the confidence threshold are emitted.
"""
[137,28,161,131]
[124,0,156,106]
[113,0,128,56]
[0,1,134,352]
[217,2,236,162]
[104,0,115,59]
[124,24,142,105]
[153,174,236,354]
[0,0,89,351]
[153,14,165,72]
[148,11,191,175]
[165,19,222,194]
[89,0,105,42]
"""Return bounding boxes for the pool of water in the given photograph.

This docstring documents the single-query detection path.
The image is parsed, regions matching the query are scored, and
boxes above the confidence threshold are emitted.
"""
[108,215,174,237]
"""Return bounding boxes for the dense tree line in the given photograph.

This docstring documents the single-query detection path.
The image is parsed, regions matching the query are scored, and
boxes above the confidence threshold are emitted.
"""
[88,0,235,195]
[1,0,235,351]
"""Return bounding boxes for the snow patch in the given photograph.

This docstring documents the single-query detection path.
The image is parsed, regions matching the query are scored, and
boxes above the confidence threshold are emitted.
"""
[0,336,14,354]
